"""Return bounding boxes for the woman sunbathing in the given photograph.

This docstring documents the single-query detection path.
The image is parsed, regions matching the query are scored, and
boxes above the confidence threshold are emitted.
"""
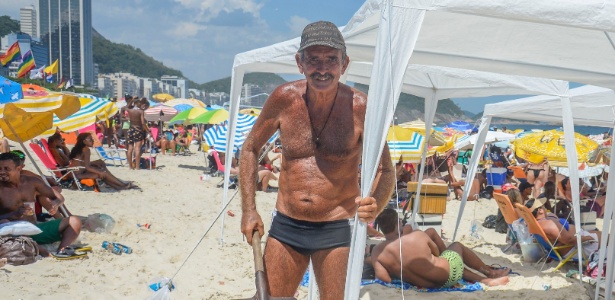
[49,132,112,173]
[69,133,137,190]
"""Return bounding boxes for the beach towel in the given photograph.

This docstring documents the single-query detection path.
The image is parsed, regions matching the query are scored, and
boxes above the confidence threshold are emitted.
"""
[300,272,483,292]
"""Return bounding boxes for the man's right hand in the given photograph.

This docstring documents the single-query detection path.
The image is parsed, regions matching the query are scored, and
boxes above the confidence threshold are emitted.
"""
[241,210,264,245]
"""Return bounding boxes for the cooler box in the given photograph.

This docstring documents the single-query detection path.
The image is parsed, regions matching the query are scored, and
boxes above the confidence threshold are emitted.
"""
[486,167,507,186]
[406,182,448,214]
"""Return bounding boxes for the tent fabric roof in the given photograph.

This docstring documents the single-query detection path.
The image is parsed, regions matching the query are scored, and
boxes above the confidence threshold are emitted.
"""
[483,85,615,127]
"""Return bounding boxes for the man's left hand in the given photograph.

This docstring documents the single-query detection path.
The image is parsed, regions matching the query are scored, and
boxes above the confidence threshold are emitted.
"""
[355,196,379,223]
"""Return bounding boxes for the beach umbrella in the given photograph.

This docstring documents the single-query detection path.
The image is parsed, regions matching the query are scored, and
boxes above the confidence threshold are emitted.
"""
[454,131,515,150]
[152,93,174,102]
[397,122,447,145]
[239,108,261,116]
[21,83,49,94]
[173,104,193,112]
[144,104,179,122]
[163,98,205,108]
[204,114,271,152]
[386,125,453,162]
[512,129,599,163]
[191,108,229,125]
[36,94,118,137]
[0,75,23,104]
[446,120,473,132]
[168,107,208,125]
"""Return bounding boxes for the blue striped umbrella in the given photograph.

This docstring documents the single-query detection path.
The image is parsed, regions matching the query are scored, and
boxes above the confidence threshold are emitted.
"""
[204,114,278,152]
[446,120,473,132]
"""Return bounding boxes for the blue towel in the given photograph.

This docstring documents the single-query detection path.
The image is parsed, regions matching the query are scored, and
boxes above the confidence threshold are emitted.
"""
[300,272,483,292]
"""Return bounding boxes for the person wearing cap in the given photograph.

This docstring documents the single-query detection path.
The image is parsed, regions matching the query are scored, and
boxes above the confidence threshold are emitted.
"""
[239,21,395,298]
[524,198,601,257]
[518,181,534,203]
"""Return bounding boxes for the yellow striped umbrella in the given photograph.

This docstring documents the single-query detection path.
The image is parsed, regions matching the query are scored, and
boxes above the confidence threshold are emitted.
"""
[39,94,119,137]
[0,91,80,141]
[191,109,229,125]
[387,126,454,162]
[512,129,599,163]
[168,107,208,125]
[239,108,261,116]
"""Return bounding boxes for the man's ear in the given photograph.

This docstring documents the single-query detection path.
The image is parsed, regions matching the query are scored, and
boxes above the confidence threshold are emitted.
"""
[341,54,350,74]
[295,53,304,74]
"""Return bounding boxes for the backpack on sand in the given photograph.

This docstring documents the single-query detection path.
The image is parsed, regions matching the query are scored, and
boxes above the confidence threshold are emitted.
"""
[0,236,39,266]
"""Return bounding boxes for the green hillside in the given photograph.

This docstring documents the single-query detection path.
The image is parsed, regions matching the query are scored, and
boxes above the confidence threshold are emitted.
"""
[198,72,287,93]
[0,16,20,39]
[93,30,184,80]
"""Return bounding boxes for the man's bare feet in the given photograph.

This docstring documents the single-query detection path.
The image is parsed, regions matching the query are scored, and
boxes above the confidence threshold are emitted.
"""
[482,266,510,278]
[481,276,510,286]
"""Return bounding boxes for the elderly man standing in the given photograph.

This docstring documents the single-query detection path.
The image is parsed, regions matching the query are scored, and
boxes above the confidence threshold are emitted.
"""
[240,21,395,299]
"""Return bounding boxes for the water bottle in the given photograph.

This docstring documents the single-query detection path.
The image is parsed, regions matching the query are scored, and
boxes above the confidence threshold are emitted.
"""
[102,241,121,255]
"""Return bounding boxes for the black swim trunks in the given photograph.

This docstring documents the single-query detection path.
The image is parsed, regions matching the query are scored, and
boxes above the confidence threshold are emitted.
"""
[127,126,146,144]
[268,211,352,256]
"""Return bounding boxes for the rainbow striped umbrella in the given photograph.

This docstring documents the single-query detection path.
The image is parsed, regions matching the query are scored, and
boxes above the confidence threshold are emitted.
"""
[168,107,208,124]
[191,109,229,125]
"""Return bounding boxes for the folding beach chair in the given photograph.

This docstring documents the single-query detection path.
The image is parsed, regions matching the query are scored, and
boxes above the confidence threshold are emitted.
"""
[515,203,583,272]
[492,193,521,252]
[212,150,238,188]
[95,146,127,166]
[29,142,85,190]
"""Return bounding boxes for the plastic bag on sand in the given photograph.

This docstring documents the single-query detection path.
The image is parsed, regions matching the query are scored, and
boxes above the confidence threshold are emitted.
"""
[148,286,170,300]
[84,213,116,233]
[148,277,172,300]
[511,219,533,245]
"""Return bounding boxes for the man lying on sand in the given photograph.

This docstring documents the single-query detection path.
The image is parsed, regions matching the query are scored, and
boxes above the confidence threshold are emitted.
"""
[369,208,510,288]
[0,152,82,257]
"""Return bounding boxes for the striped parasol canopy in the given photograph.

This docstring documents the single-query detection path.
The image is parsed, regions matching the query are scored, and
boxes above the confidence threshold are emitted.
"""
[191,108,230,125]
[0,92,80,141]
[145,104,179,122]
[39,94,118,137]
[163,98,205,108]
[168,107,208,124]
[387,125,454,162]
[204,113,269,152]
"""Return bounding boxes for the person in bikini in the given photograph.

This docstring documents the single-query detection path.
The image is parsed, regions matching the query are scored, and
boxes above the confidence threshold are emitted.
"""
[525,158,549,198]
[239,21,395,299]
[69,133,137,190]
[126,97,150,169]
[370,208,510,288]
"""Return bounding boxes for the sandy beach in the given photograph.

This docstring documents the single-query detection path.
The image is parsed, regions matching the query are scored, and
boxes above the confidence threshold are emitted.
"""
[0,145,597,299]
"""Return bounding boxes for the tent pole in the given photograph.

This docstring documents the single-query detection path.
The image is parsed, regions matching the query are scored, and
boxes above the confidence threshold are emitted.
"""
[6,122,69,217]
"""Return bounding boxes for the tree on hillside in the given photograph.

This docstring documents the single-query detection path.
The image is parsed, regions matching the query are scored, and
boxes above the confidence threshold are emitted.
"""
[0,16,20,38]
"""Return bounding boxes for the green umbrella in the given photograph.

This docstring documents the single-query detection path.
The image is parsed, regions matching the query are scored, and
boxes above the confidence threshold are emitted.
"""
[191,109,229,125]
[168,107,208,125]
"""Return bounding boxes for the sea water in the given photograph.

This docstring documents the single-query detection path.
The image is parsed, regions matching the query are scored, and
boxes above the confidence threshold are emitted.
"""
[488,124,611,136]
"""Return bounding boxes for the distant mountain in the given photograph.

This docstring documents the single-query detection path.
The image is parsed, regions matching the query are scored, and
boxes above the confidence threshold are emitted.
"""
[354,83,467,124]
[197,72,287,94]
[462,110,476,119]
[93,29,185,80]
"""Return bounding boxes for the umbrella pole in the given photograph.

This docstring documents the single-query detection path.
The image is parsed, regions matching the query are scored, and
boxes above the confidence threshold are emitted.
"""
[6,122,69,217]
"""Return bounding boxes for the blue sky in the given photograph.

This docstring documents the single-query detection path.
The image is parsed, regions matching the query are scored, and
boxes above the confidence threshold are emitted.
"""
[1,0,362,84]
[2,1,580,114]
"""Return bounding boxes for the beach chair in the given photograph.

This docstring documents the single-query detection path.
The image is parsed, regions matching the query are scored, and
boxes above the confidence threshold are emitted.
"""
[515,203,582,271]
[492,193,521,252]
[29,142,85,190]
[212,150,238,187]
[95,146,127,166]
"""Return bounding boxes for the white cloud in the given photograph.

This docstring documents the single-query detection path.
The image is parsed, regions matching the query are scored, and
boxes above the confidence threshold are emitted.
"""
[287,16,311,36]
[165,22,207,37]
[173,0,264,21]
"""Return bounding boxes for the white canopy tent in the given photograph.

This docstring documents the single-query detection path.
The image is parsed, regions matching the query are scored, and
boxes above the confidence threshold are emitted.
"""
[223,0,615,298]
[466,86,615,298]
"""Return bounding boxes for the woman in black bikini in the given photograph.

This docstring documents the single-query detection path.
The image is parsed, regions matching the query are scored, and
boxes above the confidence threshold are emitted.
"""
[525,158,548,198]
[69,133,138,190]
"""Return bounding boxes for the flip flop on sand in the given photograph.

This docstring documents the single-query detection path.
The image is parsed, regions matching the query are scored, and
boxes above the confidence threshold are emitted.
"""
[64,246,93,253]
[489,264,520,276]
[51,248,88,260]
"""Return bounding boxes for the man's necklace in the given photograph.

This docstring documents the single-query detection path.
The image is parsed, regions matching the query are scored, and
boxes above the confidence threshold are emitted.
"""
[305,84,339,148]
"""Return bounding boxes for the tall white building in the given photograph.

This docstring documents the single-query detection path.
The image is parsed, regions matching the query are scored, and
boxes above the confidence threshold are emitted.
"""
[161,75,188,98]
[20,5,37,38]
